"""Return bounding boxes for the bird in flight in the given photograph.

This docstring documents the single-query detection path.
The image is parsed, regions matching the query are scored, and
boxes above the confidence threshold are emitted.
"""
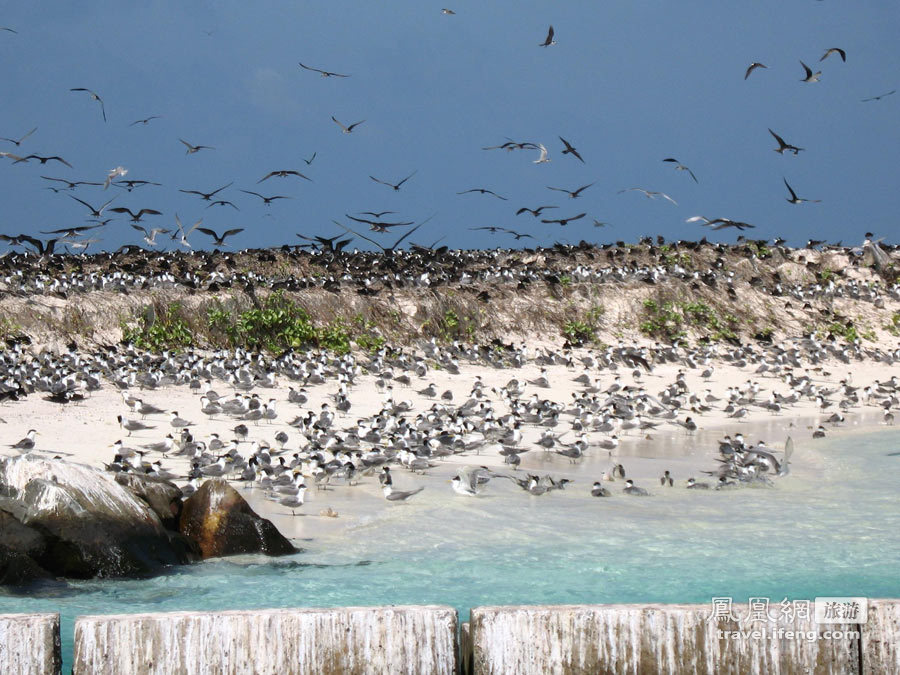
[768,129,803,155]
[104,166,128,189]
[15,154,72,167]
[618,187,677,205]
[303,151,316,165]
[41,175,101,190]
[820,47,846,62]
[370,171,417,191]
[70,88,106,122]
[0,126,36,146]
[532,144,550,163]
[240,190,292,206]
[686,216,755,231]
[180,139,214,154]
[541,212,586,226]
[332,116,365,133]
[662,158,698,183]
[799,61,821,83]
[179,181,233,201]
[171,213,203,248]
[441,8,455,15]
[516,205,558,217]
[1,26,17,34]
[359,210,395,218]
[539,25,556,47]
[346,214,414,232]
[744,62,768,80]
[110,206,163,222]
[783,178,820,204]
[68,194,117,219]
[861,89,895,102]
[40,222,106,237]
[547,182,594,198]
[196,227,245,247]
[457,188,507,200]
[559,136,584,162]
[130,115,162,126]
[257,169,312,183]
[130,224,170,247]
[206,199,239,211]
[299,62,350,78]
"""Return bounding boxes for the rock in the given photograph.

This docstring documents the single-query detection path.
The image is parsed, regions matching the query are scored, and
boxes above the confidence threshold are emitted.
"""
[0,509,56,586]
[115,472,183,529]
[179,479,297,559]
[0,455,198,582]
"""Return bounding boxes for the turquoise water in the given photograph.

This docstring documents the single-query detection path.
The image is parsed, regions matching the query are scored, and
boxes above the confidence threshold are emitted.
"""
[3,428,899,669]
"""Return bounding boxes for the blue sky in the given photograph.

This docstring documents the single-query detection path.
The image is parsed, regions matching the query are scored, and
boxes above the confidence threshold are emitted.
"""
[2,2,898,252]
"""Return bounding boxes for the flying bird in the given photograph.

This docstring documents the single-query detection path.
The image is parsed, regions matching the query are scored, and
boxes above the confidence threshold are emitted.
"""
[298,62,350,78]
[359,211,395,218]
[257,169,312,183]
[331,116,365,133]
[105,166,128,189]
[346,214,414,232]
[41,176,101,190]
[516,205,558,217]
[196,227,245,247]
[744,62,768,79]
[110,206,163,222]
[240,190,292,206]
[441,8,455,15]
[799,61,821,83]
[686,216,756,231]
[303,151,316,165]
[370,171,417,191]
[768,129,803,155]
[171,213,203,248]
[618,187,677,205]
[861,89,895,102]
[179,138,214,154]
[456,188,507,200]
[130,225,170,247]
[129,115,162,126]
[541,212,586,226]
[662,158,698,183]
[532,144,550,163]
[547,182,594,198]
[15,154,72,167]
[0,126,36,146]
[70,88,106,122]
[179,182,233,201]
[68,194,117,218]
[40,222,106,236]
[559,136,584,162]
[539,25,556,47]
[783,178,821,204]
[206,199,239,211]
[820,47,846,62]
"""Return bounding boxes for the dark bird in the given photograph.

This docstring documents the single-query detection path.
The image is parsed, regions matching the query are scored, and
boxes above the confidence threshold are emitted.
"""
[370,171,417,191]
[768,129,803,155]
[179,182,233,201]
[258,169,312,183]
[296,233,353,253]
[345,214,413,231]
[783,178,821,204]
[240,190,292,206]
[179,138,215,154]
[547,182,594,198]
[539,25,556,47]
[206,199,239,211]
[0,126,36,146]
[861,89,895,102]
[196,227,244,247]
[558,136,584,162]
[40,222,105,236]
[469,226,508,234]
[457,188,507,200]
[41,176,101,190]
[662,158,698,183]
[130,115,162,126]
[332,116,365,133]
[799,60,821,83]
[70,88,106,122]
[299,62,350,78]
[541,212,586,226]
[0,26,17,34]
[67,194,117,218]
[110,206,163,222]
[303,151,317,165]
[359,211,395,218]
[516,205,558,217]
[820,47,846,62]
[16,154,72,168]
[744,62,768,79]
[0,234,59,255]
[113,179,162,191]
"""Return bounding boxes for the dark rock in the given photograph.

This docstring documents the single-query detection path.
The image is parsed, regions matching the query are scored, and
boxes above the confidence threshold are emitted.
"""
[179,479,297,559]
[115,472,183,529]
[0,509,56,585]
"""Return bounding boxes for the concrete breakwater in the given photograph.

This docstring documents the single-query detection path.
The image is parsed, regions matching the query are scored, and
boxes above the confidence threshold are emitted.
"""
[1,601,897,674]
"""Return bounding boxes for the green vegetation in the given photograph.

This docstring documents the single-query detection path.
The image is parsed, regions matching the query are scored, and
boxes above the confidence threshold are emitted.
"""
[122,302,194,351]
[0,316,23,341]
[562,305,605,346]
[640,298,738,342]
[885,312,900,337]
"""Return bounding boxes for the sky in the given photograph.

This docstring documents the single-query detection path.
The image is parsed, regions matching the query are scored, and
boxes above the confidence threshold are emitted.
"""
[1,1,899,253]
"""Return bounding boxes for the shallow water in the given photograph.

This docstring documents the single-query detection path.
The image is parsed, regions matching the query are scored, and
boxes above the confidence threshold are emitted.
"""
[3,427,899,670]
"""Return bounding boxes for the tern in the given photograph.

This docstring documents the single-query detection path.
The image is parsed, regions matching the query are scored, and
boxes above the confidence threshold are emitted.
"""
[299,62,350,78]
[0,126,36,146]
[383,484,425,501]
[257,169,311,183]
[68,194,117,218]
[179,182,233,201]
[196,227,245,247]
[559,136,584,162]
[799,60,821,83]
[768,129,803,155]
[70,88,106,122]
[662,158,698,183]
[532,144,550,163]
[539,25,556,47]
[547,182,594,198]
[331,116,365,133]
[783,177,821,204]
[370,171,416,191]
[820,47,846,62]
[744,62,767,80]
[111,207,162,223]
[179,138,214,154]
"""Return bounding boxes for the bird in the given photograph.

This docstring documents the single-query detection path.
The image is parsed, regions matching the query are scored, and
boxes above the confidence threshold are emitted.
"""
[257,169,312,183]
[111,207,162,223]
[10,429,37,450]
[0,126,36,146]
[170,213,204,247]
[516,205,557,217]
[40,175,101,190]
[179,138,214,154]
[383,484,425,501]
[240,190,291,206]
[129,115,162,126]
[40,223,105,237]
[559,137,584,162]
[104,166,128,189]
[441,8,455,15]
[590,481,611,497]
[662,158,698,183]
[541,213,586,226]
[660,470,674,487]
[117,415,155,436]
[457,188,507,200]
[799,61,821,83]
[547,182,594,198]
[299,62,350,77]
[130,224,170,247]
[332,116,365,133]
[686,216,755,231]
[623,479,649,496]
[532,144,550,163]
[68,194,117,219]
[169,411,194,430]
[303,151,317,165]
[618,187,677,205]
[70,88,106,122]
[15,154,72,167]
[539,25,556,47]
[345,214,413,231]
[744,62,768,80]
[861,90,895,102]
[196,227,245,247]
[370,171,416,191]
[783,178,821,204]
[820,47,846,62]
[179,182,233,201]
[768,129,803,155]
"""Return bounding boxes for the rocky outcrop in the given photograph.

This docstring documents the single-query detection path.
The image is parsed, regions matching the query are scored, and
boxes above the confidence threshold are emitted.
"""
[179,479,297,558]
[114,472,183,529]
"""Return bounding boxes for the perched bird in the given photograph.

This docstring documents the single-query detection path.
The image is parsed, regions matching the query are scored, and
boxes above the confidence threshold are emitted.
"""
[623,479,649,496]
[659,470,674,487]
[10,429,37,450]
[590,481,611,497]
